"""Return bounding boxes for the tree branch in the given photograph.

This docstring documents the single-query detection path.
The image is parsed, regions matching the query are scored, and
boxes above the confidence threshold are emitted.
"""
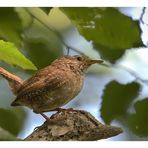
[25,110,123,141]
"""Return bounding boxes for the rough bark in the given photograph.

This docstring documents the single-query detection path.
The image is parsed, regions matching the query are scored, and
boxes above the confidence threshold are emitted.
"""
[25,109,123,141]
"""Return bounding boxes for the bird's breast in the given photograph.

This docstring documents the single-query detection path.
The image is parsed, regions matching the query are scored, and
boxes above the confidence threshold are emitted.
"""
[64,71,84,98]
[43,71,84,110]
[47,71,84,100]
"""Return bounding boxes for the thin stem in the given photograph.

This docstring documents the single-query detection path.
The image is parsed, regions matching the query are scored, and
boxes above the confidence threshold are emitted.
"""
[66,46,70,55]
[140,7,147,25]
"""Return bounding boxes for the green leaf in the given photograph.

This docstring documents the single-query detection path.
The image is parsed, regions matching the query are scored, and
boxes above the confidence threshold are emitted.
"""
[15,8,33,29]
[100,81,140,124]
[0,127,18,141]
[24,40,61,69]
[0,40,37,70]
[0,8,22,47]
[23,19,63,69]
[128,99,148,136]
[0,108,27,136]
[94,44,126,63]
[61,7,143,63]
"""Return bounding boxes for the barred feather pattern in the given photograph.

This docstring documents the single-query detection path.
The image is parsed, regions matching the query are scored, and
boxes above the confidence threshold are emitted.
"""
[12,63,84,113]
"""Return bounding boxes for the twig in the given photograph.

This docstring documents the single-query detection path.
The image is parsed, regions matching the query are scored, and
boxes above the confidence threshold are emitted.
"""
[140,7,147,25]
[66,46,70,55]
[24,8,86,56]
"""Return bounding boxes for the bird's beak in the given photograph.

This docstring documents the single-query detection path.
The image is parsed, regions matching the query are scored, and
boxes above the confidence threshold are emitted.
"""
[87,59,104,65]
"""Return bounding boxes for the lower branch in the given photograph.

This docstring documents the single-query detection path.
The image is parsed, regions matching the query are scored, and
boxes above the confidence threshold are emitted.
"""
[25,109,123,141]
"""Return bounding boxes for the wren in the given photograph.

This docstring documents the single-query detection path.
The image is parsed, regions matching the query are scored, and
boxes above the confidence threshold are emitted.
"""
[0,55,103,119]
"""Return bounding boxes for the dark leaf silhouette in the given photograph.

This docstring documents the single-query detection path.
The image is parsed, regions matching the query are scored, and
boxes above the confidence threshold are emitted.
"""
[101,81,140,124]
[0,8,22,47]
[128,98,148,136]
[61,7,143,63]
[0,108,27,136]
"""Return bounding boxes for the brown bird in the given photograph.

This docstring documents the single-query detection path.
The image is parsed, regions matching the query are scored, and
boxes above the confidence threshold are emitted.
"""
[0,55,103,120]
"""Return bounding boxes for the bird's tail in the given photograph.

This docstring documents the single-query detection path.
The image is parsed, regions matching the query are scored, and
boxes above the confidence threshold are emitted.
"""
[0,67,23,95]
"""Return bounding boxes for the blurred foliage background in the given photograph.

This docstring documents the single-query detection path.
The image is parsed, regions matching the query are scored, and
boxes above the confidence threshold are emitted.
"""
[0,7,148,141]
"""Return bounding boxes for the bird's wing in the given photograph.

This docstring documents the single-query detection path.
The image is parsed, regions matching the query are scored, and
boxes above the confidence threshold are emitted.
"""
[16,69,67,99]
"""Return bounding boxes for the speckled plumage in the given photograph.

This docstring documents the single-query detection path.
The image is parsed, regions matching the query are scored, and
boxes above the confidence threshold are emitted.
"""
[2,55,103,114]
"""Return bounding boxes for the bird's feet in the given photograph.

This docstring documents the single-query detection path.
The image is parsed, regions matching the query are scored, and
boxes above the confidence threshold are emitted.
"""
[52,107,79,113]
[33,108,80,131]
[34,112,67,131]
[41,112,67,124]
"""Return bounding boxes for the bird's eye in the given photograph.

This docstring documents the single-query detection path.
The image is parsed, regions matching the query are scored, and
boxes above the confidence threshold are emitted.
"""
[77,56,83,61]
[70,65,74,70]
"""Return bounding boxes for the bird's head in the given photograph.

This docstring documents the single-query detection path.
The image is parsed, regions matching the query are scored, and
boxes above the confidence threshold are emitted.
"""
[52,55,104,74]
